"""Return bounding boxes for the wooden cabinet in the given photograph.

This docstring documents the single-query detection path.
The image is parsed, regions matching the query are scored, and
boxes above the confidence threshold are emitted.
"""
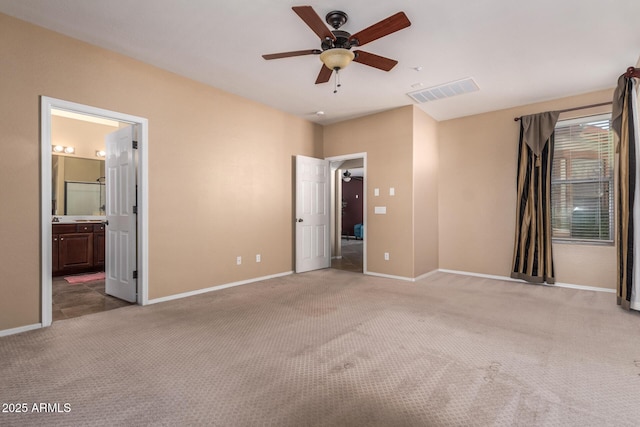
[52,234,60,275]
[59,232,93,270]
[93,224,106,268]
[52,223,105,276]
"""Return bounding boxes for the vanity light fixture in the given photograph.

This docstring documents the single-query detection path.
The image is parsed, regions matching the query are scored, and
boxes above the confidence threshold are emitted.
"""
[96,150,106,158]
[52,145,75,154]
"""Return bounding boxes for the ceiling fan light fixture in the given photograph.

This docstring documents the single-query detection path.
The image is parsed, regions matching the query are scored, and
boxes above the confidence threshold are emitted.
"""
[342,170,352,182]
[320,48,355,70]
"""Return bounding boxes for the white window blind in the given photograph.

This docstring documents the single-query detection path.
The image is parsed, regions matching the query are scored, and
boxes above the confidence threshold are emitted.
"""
[551,113,614,242]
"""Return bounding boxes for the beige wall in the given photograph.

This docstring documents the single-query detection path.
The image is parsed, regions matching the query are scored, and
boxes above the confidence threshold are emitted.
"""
[324,107,415,277]
[52,115,117,158]
[412,108,439,277]
[0,11,621,333]
[61,157,103,182]
[0,13,322,330]
[438,89,616,289]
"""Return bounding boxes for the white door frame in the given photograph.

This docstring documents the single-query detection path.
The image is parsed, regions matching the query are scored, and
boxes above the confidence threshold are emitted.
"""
[40,96,149,327]
[326,152,367,274]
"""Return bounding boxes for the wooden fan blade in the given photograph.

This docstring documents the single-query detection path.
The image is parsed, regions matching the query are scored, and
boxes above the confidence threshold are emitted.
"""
[315,64,333,84]
[262,49,321,60]
[353,50,398,71]
[292,6,336,41]
[349,11,411,47]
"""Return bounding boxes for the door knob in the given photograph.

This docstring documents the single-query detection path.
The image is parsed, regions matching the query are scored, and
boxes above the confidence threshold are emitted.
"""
[297,218,304,222]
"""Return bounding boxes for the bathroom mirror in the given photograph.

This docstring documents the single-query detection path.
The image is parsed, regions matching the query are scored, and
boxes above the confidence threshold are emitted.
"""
[52,155,105,216]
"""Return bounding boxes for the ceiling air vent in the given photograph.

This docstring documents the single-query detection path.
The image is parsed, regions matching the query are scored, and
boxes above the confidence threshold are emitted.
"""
[407,78,479,103]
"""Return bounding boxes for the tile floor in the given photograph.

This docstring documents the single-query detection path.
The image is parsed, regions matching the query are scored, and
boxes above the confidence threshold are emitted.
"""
[52,275,132,321]
[331,238,363,273]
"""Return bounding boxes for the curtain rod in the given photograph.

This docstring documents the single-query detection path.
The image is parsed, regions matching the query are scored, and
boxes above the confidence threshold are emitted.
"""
[513,66,640,122]
[513,102,612,122]
[624,66,640,78]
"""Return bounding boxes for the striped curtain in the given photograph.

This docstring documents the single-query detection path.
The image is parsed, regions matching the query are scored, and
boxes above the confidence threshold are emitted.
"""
[612,74,639,310]
[511,112,560,284]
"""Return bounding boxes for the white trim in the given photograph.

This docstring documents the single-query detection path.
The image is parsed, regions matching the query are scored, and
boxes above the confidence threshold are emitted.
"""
[41,97,150,328]
[414,269,440,281]
[326,152,367,274]
[554,281,616,293]
[0,323,42,337]
[366,270,439,282]
[41,99,54,327]
[438,269,616,293]
[366,271,415,282]
[147,271,294,305]
[137,120,150,306]
[439,268,523,283]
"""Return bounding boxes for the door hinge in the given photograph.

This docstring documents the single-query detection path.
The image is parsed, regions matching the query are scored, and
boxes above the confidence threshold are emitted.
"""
[133,205,138,215]
[132,140,138,150]
[133,270,138,279]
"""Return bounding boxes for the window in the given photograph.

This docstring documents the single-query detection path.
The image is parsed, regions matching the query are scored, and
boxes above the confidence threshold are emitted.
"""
[551,114,614,243]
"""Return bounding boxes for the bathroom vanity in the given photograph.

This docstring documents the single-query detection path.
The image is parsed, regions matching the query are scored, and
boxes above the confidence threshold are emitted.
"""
[52,222,105,276]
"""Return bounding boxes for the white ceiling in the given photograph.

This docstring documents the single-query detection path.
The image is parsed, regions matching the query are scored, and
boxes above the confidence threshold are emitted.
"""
[1,0,638,124]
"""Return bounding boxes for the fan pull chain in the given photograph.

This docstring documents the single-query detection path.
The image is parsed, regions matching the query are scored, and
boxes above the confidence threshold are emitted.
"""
[334,68,342,94]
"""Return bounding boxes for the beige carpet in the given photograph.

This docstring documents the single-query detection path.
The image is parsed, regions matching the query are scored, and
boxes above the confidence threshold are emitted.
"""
[1,270,639,426]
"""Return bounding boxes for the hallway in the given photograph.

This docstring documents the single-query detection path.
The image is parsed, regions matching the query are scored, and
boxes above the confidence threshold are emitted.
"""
[331,238,363,273]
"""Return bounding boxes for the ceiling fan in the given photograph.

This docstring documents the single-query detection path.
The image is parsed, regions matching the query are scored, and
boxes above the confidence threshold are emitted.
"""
[262,6,411,87]
[342,170,363,182]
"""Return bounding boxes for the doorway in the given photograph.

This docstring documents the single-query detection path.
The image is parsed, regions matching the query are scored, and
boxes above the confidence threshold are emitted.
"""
[335,166,364,273]
[327,153,367,274]
[40,97,149,327]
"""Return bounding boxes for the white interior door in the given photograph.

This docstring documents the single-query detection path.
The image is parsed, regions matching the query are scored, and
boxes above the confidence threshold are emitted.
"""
[105,126,137,302]
[296,155,330,273]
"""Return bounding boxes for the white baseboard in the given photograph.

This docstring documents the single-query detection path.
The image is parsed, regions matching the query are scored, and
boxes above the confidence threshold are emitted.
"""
[414,269,441,281]
[554,281,616,293]
[0,323,42,337]
[365,269,439,283]
[366,271,415,282]
[147,271,294,305]
[438,269,616,293]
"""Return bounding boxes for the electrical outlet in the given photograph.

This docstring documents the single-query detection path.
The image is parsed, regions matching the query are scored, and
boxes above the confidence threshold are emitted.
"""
[236,256,242,265]
[256,254,261,263]
[384,252,390,261]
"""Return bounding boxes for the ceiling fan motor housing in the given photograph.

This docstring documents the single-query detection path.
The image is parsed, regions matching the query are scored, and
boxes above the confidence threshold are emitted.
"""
[325,10,348,29]
[321,30,353,51]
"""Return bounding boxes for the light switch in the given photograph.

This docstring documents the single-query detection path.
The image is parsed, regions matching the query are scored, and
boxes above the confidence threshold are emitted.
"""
[389,187,395,196]
[374,206,387,214]
[374,188,379,196]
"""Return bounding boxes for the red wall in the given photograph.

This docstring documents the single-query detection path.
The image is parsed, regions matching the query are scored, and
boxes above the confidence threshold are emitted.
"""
[342,179,363,236]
